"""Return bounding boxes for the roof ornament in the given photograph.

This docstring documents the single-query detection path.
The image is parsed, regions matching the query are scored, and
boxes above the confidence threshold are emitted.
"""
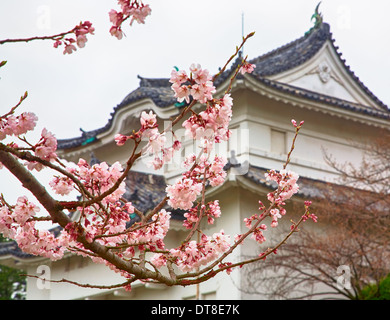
[225,150,249,175]
[89,152,101,166]
[305,2,323,36]
[79,128,97,146]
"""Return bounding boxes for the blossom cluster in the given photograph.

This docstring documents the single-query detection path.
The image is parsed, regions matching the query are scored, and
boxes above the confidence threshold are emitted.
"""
[50,159,126,204]
[170,64,216,104]
[239,61,256,75]
[109,1,152,39]
[166,154,227,211]
[0,196,66,260]
[265,169,300,228]
[126,209,170,252]
[182,200,221,229]
[30,128,57,166]
[0,153,173,263]
[15,222,68,260]
[243,213,268,245]
[50,160,171,258]
[0,108,58,171]
[0,111,37,140]
[53,21,95,55]
[17,127,58,171]
[302,200,318,223]
[266,169,300,205]
[115,110,182,170]
[182,93,233,143]
[151,230,230,272]
[237,169,300,248]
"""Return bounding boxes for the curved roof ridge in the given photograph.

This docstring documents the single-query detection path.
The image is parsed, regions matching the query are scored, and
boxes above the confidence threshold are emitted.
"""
[328,36,389,112]
[249,21,388,111]
[137,75,171,88]
[250,22,331,77]
[254,77,390,120]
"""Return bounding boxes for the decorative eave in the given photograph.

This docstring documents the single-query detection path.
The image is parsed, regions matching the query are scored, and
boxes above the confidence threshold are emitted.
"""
[243,75,390,128]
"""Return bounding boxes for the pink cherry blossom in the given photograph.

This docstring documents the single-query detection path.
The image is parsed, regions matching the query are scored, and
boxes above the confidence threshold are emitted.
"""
[129,4,151,25]
[0,112,38,140]
[63,43,77,55]
[170,69,188,85]
[150,253,167,268]
[49,176,74,196]
[182,94,233,143]
[115,133,130,146]
[76,34,88,48]
[171,83,191,104]
[206,200,221,224]
[109,9,123,26]
[169,230,230,272]
[270,208,282,228]
[251,227,267,244]
[14,221,66,260]
[190,81,216,104]
[34,128,57,162]
[58,21,95,54]
[13,196,40,225]
[13,112,38,136]
[166,178,203,210]
[0,206,16,239]
[109,1,151,39]
[110,26,124,40]
[170,64,216,105]
[140,110,157,129]
[265,169,300,204]
[239,62,256,75]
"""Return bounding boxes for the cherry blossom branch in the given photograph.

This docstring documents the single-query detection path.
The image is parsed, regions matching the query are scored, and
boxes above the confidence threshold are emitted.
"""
[0,148,180,286]
[212,31,255,83]
[94,219,156,241]
[59,139,142,210]
[23,274,135,290]
[0,150,71,226]
[285,119,305,169]
[178,210,310,286]
[0,32,71,45]
[182,167,209,245]
[0,13,319,292]
[0,143,96,206]
[163,31,255,134]
[174,123,308,281]
[109,1,151,40]
[0,21,95,55]
[0,91,28,119]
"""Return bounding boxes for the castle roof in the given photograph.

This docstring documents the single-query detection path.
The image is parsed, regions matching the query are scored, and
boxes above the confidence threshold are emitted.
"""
[56,22,390,151]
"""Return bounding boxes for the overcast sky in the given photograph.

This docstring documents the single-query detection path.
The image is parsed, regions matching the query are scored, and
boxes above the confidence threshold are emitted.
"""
[1,0,390,205]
